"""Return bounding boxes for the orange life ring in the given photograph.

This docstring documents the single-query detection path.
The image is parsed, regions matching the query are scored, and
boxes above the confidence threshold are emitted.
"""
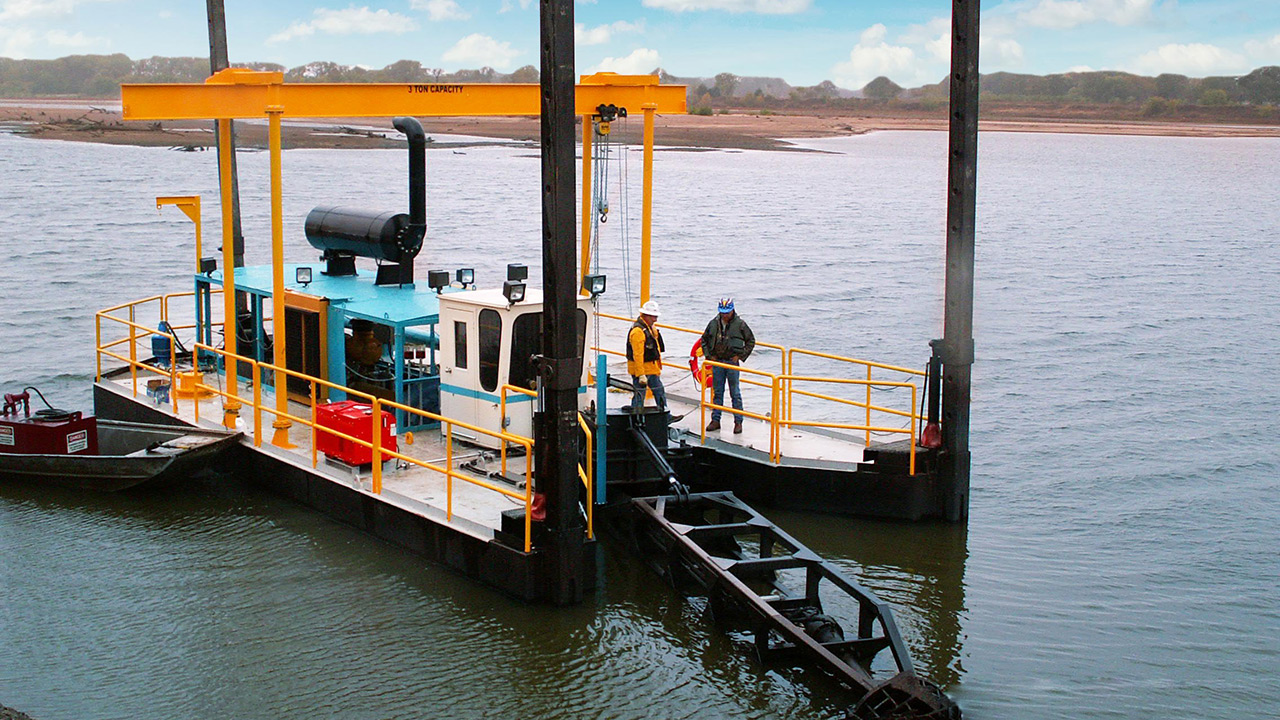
[689,338,713,389]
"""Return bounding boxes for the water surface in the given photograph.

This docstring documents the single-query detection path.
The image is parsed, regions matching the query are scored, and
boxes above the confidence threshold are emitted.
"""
[1,128,1277,719]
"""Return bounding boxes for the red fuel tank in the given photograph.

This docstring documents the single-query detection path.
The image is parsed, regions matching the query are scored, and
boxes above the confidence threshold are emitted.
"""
[0,411,98,456]
[315,400,396,466]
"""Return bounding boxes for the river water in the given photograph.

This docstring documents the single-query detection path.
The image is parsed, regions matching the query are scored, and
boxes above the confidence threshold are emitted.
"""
[0,128,1276,719]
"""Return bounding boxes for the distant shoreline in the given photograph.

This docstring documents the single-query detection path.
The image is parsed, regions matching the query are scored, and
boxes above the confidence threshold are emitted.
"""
[3,98,1278,152]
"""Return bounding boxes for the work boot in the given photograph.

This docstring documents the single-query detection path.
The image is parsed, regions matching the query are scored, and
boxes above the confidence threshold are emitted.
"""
[706,420,721,432]
[733,421,743,434]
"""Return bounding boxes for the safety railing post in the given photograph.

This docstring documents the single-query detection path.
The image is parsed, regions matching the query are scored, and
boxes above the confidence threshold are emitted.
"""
[500,388,508,476]
[784,348,791,423]
[909,385,917,475]
[700,376,707,444]
[310,382,318,467]
[770,377,779,463]
[524,455,532,553]
[129,306,137,396]
[445,423,453,520]
[865,365,873,448]
[194,365,201,423]
[170,340,178,415]
[372,398,383,494]
[252,363,262,447]
[95,315,102,381]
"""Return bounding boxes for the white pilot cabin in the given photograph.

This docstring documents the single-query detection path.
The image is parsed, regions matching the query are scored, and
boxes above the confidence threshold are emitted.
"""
[437,283,594,449]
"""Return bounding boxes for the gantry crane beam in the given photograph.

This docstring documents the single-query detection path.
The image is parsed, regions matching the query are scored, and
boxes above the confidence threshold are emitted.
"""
[121,69,686,120]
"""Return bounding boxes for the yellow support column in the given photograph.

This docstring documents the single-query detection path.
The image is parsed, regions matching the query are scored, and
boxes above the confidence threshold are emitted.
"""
[580,114,593,294]
[640,105,656,304]
[267,107,295,449]
[217,121,240,429]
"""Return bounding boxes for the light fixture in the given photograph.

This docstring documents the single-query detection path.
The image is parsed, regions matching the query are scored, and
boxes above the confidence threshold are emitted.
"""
[199,257,217,276]
[296,266,313,286]
[582,273,606,297]
[456,268,474,287]
[503,280,526,304]
[427,269,450,294]
[507,263,528,282]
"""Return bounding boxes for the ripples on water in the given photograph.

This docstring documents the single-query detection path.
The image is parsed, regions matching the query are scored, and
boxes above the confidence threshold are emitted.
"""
[1,130,1277,719]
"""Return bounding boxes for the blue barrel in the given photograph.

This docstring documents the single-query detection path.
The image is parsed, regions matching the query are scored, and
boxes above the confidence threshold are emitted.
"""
[151,322,173,361]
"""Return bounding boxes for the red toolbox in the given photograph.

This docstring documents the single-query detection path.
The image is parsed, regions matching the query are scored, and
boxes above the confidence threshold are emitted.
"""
[315,400,396,466]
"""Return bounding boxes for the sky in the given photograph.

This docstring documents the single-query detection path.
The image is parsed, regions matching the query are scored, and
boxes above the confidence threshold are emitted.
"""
[2,1,1279,89]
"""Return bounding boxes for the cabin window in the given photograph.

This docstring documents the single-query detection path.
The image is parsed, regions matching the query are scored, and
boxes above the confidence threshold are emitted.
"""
[507,309,588,390]
[454,321,468,369]
[479,309,501,393]
[510,313,540,390]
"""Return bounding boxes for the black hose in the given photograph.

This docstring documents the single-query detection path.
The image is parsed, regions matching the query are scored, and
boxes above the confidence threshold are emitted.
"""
[22,386,56,411]
[21,386,74,421]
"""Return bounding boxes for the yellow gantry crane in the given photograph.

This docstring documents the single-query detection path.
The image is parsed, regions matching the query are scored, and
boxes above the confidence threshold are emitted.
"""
[122,68,685,446]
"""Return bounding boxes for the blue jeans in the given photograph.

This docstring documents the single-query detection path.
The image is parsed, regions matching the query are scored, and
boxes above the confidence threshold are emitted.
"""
[711,362,742,422]
[631,374,666,413]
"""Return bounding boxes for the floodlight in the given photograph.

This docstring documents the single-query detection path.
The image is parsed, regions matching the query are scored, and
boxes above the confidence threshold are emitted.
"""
[456,268,474,286]
[427,269,451,293]
[296,266,313,286]
[582,273,606,297]
[507,263,528,282]
[503,280,526,304]
[199,257,217,276]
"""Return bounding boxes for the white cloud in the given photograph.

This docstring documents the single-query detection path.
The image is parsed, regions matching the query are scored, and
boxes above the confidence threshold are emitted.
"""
[592,48,661,75]
[983,36,1025,66]
[901,17,950,63]
[498,0,533,10]
[268,6,416,44]
[0,28,37,57]
[641,0,809,14]
[442,33,522,70]
[1244,34,1280,64]
[1132,43,1248,76]
[1067,65,1095,72]
[43,28,99,48]
[411,0,469,21]
[575,20,644,46]
[0,0,76,21]
[832,24,920,90]
[1017,0,1160,31]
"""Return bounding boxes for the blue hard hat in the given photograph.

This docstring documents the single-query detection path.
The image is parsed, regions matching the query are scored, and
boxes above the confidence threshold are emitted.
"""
[718,297,734,314]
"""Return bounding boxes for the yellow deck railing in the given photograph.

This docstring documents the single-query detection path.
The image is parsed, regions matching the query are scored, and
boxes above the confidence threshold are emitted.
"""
[500,383,594,539]
[96,296,596,551]
[595,311,923,472]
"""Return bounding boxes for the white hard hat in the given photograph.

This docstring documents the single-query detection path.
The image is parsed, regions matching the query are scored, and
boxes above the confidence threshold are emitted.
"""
[640,300,660,317]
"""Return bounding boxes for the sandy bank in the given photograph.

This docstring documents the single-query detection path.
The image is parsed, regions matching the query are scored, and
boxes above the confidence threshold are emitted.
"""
[3,99,1278,152]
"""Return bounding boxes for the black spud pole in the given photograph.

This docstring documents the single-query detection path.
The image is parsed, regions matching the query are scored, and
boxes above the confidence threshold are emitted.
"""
[537,0,586,604]
[940,0,980,522]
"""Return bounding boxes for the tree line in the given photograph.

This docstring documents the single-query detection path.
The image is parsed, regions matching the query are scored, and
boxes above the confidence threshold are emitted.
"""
[2,53,1278,112]
[0,54,540,97]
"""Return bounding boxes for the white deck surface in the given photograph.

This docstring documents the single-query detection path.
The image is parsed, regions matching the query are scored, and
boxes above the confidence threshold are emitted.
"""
[605,383,868,465]
[105,374,534,542]
[105,359,876,540]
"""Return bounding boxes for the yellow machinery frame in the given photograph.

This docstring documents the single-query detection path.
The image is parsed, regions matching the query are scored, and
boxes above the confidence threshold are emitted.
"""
[122,69,685,446]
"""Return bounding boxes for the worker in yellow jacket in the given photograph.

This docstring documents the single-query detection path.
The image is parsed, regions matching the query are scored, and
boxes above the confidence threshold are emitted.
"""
[626,300,666,413]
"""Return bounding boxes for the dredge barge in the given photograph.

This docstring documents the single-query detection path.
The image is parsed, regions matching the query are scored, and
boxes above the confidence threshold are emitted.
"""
[89,1,980,715]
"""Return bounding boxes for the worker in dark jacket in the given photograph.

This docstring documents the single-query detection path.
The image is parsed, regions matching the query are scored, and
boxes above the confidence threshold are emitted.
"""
[701,297,755,433]
[627,300,666,413]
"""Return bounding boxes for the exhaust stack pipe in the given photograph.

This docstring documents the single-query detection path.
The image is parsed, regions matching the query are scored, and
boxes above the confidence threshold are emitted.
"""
[393,116,427,244]
[303,117,427,286]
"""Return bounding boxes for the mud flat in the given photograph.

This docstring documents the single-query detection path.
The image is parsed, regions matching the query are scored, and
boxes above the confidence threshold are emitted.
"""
[3,98,1278,152]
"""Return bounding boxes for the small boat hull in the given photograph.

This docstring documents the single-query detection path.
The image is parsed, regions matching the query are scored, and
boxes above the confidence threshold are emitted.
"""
[0,420,241,491]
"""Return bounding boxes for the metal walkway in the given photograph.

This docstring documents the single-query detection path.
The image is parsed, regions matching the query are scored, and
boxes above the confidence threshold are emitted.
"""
[625,492,959,719]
